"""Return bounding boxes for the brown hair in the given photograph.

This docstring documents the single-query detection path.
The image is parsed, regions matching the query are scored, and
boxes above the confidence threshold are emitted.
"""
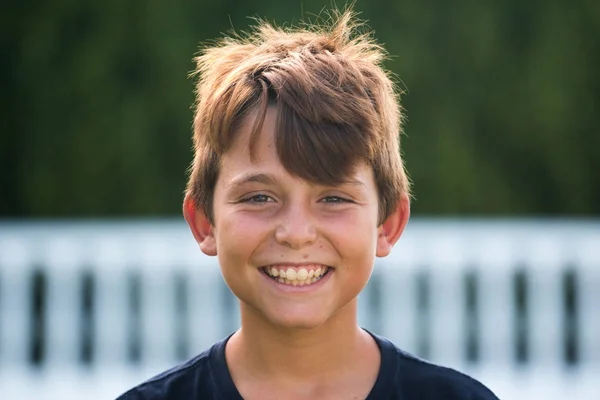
[186,9,410,225]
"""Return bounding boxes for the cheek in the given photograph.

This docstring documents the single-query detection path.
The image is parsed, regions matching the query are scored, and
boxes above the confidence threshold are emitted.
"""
[327,213,379,260]
[215,213,271,261]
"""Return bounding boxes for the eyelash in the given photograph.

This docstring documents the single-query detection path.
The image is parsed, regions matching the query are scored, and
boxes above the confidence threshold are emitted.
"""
[321,196,351,204]
[240,194,273,204]
[239,195,351,204]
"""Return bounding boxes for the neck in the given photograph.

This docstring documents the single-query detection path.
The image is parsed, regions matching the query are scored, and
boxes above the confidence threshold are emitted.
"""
[226,299,376,383]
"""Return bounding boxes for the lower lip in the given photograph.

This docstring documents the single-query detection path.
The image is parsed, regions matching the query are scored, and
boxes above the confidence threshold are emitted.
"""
[260,267,334,292]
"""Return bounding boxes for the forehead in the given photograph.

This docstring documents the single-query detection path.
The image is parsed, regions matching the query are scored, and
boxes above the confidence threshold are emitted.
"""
[228,105,278,161]
[222,105,372,186]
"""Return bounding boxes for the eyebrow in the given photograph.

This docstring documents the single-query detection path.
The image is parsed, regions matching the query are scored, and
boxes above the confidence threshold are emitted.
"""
[228,172,366,190]
[343,178,366,187]
[229,173,278,189]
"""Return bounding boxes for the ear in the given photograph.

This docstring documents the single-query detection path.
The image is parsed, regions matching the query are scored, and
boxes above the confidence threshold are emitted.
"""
[183,195,217,256]
[376,193,410,257]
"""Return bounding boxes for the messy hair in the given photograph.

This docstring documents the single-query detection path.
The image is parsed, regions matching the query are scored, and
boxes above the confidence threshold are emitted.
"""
[186,9,410,225]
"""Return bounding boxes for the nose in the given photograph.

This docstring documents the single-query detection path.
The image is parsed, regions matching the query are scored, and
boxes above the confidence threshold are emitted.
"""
[274,203,318,249]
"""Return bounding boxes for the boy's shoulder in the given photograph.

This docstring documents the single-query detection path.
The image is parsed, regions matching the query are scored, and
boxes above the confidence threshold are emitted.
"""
[372,332,499,399]
[115,334,239,400]
[116,332,499,400]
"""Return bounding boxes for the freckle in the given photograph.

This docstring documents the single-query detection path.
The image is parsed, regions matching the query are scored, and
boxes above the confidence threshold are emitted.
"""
[280,254,284,258]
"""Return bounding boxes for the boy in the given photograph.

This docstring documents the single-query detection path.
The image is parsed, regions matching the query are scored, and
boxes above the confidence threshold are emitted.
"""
[118,9,499,400]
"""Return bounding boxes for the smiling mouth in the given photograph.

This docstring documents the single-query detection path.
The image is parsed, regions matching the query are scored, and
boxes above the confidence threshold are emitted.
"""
[261,265,332,286]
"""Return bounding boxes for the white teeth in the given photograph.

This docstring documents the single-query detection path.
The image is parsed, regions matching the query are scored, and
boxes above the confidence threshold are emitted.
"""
[297,268,308,280]
[265,266,330,286]
[286,268,297,280]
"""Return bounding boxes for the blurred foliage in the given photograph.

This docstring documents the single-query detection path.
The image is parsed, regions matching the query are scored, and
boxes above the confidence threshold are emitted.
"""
[1,0,599,216]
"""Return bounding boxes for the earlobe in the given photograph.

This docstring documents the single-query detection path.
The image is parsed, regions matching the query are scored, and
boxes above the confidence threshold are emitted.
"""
[183,196,217,256]
[376,193,410,257]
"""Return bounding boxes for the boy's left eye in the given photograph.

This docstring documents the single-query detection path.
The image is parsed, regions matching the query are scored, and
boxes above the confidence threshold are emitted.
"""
[321,196,350,204]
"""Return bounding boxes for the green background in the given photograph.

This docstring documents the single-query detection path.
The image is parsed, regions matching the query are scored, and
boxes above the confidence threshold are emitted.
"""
[2,0,598,217]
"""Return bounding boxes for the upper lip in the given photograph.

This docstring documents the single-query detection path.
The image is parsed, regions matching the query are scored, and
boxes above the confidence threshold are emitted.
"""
[262,262,332,268]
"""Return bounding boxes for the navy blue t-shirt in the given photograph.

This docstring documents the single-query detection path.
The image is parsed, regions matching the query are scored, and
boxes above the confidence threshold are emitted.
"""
[117,332,499,399]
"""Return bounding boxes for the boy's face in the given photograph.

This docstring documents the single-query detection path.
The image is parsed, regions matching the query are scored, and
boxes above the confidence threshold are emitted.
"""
[185,106,408,331]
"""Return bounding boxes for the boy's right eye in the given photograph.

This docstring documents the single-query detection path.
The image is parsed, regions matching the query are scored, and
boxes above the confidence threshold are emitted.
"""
[240,194,274,203]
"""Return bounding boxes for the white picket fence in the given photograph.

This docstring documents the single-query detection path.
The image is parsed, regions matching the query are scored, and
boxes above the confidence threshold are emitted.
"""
[0,219,598,400]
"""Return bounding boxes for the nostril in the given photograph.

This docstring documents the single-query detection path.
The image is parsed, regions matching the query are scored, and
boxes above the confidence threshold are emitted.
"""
[274,222,318,249]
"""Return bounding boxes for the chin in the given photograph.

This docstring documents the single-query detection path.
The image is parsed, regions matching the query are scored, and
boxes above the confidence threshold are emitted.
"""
[264,310,331,331]
[272,318,327,331]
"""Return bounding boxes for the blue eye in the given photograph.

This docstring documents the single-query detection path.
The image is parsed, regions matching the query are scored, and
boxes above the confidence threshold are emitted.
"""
[242,194,273,203]
[322,196,349,203]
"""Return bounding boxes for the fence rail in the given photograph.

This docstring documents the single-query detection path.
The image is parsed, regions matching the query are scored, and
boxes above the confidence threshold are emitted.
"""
[0,219,599,399]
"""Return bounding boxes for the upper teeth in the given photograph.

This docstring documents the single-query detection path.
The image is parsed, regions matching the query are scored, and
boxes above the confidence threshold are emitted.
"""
[266,266,328,285]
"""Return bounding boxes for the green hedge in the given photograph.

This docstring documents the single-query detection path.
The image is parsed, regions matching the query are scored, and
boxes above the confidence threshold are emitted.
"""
[2,0,598,216]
